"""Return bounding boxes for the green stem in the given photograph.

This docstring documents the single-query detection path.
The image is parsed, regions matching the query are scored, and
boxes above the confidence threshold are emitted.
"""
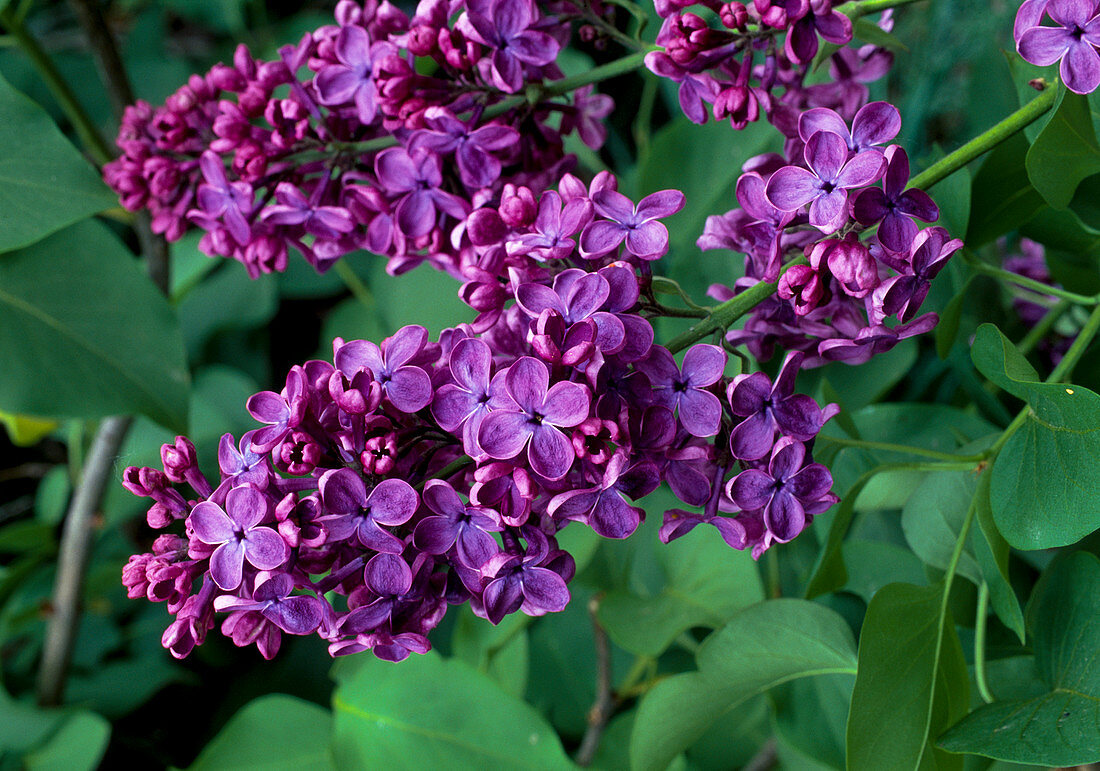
[838,0,929,18]
[617,655,654,697]
[974,581,994,704]
[1018,299,1072,356]
[414,455,475,492]
[964,254,1100,306]
[908,84,1059,192]
[334,260,375,309]
[666,257,808,354]
[542,49,654,99]
[0,9,113,166]
[816,435,986,463]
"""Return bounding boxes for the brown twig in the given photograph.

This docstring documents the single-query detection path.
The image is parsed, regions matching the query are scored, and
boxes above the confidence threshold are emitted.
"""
[37,0,169,707]
[36,415,132,706]
[574,595,616,766]
[742,738,778,771]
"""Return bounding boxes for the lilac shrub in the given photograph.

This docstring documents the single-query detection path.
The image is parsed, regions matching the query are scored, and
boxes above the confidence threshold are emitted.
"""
[116,0,965,663]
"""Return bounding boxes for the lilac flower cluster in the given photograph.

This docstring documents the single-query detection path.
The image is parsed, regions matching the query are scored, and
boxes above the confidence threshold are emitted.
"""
[104,0,615,279]
[121,171,840,662]
[1015,0,1100,94]
[700,101,963,366]
[645,0,895,129]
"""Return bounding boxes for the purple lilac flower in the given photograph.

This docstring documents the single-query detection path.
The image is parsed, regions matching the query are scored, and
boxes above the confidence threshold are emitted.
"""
[213,573,324,635]
[461,0,562,93]
[334,325,433,413]
[727,351,837,460]
[190,485,289,591]
[548,453,660,538]
[246,366,307,453]
[318,468,418,553]
[374,147,470,238]
[727,437,836,545]
[261,182,356,239]
[798,101,901,153]
[477,357,591,480]
[579,189,686,260]
[506,191,593,262]
[785,0,853,63]
[638,344,726,438]
[314,24,393,124]
[187,151,254,246]
[480,530,570,624]
[852,145,939,253]
[414,479,503,569]
[872,226,963,324]
[432,337,497,457]
[1017,0,1100,94]
[766,130,885,234]
[408,108,519,189]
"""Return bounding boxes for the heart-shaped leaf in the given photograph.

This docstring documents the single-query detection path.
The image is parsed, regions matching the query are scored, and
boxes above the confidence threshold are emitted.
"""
[971,324,1100,549]
[939,552,1100,765]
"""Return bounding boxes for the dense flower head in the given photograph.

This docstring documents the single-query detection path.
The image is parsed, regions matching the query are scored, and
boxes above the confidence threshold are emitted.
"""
[120,162,847,659]
[644,0,897,130]
[112,0,969,668]
[103,0,612,280]
[701,101,956,368]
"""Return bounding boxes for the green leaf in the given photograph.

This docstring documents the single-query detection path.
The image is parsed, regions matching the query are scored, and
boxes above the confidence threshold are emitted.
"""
[451,607,531,699]
[22,711,110,771]
[331,651,573,769]
[939,552,1100,766]
[934,163,971,242]
[846,582,966,771]
[597,488,763,657]
[366,258,474,338]
[971,324,1100,548]
[902,470,983,585]
[800,339,917,412]
[1026,90,1100,210]
[841,540,927,604]
[967,132,1046,248]
[0,219,190,431]
[630,599,858,771]
[0,72,116,253]
[0,687,65,755]
[176,261,278,359]
[972,471,1026,642]
[806,404,997,598]
[188,694,334,771]
[935,276,974,359]
[852,18,907,52]
[773,674,855,771]
[1020,204,1100,259]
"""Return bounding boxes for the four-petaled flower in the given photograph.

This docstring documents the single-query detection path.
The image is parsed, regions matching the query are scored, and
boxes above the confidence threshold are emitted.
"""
[580,189,686,260]
[190,485,289,591]
[765,130,885,234]
[478,357,591,479]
